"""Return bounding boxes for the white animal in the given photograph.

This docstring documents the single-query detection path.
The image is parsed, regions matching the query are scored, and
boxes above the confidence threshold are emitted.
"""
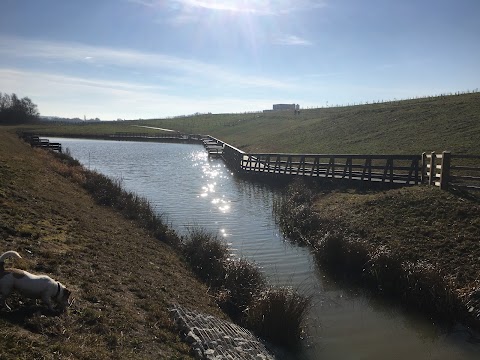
[0,251,22,268]
[0,251,71,311]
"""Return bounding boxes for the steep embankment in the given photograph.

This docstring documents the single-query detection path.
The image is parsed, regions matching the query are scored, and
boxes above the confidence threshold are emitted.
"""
[0,129,224,359]
[141,92,480,154]
[28,92,480,155]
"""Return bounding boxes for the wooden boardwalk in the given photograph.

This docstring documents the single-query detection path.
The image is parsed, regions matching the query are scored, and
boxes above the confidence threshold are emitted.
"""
[201,137,224,157]
[240,153,421,185]
[21,134,62,152]
[208,135,480,190]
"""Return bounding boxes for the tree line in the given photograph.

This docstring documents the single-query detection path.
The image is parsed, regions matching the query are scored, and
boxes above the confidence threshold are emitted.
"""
[0,92,40,125]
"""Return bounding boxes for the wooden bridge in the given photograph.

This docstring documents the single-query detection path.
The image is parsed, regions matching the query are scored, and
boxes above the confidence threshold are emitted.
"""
[207,136,480,191]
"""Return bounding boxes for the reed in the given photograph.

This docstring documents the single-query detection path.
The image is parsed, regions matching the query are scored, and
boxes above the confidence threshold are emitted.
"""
[245,287,311,348]
[181,227,229,287]
[182,228,310,346]
[276,180,325,246]
[400,260,459,316]
[221,258,266,318]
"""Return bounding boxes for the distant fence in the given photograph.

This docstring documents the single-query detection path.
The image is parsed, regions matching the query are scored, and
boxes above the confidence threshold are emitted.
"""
[424,152,480,191]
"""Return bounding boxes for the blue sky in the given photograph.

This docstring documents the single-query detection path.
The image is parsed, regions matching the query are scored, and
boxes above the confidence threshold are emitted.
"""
[0,0,479,120]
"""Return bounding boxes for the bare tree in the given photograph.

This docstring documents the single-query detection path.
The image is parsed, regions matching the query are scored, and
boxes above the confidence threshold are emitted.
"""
[0,92,40,124]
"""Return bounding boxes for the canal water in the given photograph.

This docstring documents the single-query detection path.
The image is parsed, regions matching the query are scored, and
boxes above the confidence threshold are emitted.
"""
[53,138,479,360]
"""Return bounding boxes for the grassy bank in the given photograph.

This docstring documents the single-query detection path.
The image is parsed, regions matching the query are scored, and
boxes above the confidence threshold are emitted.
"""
[0,129,224,359]
[27,92,480,155]
[277,180,480,328]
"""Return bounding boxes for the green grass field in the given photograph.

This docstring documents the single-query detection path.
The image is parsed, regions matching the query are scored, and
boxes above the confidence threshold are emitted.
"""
[29,92,480,155]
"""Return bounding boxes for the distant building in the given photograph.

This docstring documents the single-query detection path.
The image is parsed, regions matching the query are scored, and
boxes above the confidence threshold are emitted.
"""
[273,103,296,111]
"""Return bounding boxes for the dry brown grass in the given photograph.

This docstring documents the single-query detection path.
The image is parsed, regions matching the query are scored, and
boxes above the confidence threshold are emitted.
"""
[245,287,311,348]
[0,129,225,359]
[278,180,480,328]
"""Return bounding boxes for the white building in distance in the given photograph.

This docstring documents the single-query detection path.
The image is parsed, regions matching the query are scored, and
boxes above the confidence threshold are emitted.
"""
[273,103,297,111]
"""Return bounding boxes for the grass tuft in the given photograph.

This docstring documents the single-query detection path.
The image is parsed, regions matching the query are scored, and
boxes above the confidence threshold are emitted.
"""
[221,258,266,318]
[245,287,311,348]
[182,227,309,346]
[181,227,229,286]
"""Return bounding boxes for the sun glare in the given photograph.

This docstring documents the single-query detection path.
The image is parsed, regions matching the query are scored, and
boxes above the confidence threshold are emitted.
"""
[178,0,272,14]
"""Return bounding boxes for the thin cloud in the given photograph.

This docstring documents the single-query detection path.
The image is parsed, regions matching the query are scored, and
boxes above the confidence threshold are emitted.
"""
[134,0,327,16]
[0,35,292,90]
[0,68,280,119]
[126,0,157,7]
[273,35,313,46]
[0,68,162,93]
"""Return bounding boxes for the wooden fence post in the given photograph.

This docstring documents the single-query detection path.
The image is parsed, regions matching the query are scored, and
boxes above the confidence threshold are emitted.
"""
[428,152,436,186]
[421,152,427,183]
[439,151,451,190]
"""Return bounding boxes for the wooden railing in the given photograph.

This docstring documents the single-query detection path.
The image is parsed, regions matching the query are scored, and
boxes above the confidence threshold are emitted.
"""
[21,134,62,152]
[424,152,480,190]
[240,153,422,185]
[112,132,183,139]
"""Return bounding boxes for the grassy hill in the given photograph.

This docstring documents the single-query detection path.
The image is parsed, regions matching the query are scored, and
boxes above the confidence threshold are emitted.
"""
[30,92,480,155]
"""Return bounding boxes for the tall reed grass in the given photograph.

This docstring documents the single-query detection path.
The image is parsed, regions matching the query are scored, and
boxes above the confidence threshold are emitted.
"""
[182,227,311,346]
[245,287,311,348]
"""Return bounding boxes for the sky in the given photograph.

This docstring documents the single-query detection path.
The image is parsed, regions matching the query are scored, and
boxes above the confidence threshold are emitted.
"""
[0,0,479,120]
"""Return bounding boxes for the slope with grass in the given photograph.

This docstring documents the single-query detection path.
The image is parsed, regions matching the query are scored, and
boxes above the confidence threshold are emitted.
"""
[30,92,480,155]
[0,129,225,359]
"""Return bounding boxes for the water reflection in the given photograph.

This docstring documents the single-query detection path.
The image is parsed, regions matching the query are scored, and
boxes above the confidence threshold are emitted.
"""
[53,138,479,360]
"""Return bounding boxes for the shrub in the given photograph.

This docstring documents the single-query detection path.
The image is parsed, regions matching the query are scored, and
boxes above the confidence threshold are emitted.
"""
[402,260,458,316]
[245,287,311,348]
[181,228,229,287]
[221,258,266,317]
[276,181,324,246]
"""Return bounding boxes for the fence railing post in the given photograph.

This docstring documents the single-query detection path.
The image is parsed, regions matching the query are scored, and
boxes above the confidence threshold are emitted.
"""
[421,152,427,183]
[428,152,436,186]
[440,151,451,190]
